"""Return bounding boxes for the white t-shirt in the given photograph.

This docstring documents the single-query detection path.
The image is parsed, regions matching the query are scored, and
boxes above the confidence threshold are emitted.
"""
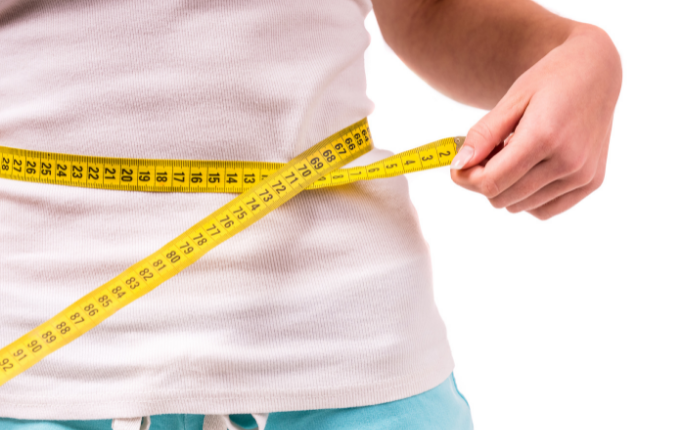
[0,0,454,419]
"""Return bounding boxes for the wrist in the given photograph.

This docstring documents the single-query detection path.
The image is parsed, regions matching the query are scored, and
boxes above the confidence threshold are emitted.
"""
[569,24,622,80]
[561,24,623,100]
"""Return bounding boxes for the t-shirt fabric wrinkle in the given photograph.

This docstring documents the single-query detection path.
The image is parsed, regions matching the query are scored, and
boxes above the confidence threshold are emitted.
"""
[0,0,454,419]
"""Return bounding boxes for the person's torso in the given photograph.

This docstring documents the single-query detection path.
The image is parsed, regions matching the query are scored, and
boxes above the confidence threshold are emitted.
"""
[0,0,454,419]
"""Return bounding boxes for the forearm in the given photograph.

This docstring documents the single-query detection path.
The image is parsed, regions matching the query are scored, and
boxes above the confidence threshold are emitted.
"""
[373,0,580,109]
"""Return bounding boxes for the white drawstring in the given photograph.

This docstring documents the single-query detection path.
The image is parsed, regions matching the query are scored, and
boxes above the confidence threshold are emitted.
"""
[111,416,151,430]
[111,413,268,430]
[203,414,269,430]
[251,413,269,430]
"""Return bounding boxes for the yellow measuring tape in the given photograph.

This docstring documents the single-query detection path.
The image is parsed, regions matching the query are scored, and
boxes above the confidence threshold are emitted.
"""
[0,118,463,386]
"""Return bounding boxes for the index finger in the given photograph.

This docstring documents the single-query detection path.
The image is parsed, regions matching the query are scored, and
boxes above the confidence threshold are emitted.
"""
[452,118,552,198]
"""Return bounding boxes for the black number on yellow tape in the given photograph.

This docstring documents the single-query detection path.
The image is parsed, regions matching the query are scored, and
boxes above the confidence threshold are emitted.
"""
[0,131,462,193]
[0,118,463,386]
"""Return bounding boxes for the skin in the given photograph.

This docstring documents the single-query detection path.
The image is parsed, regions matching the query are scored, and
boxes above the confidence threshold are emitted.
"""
[372,0,622,220]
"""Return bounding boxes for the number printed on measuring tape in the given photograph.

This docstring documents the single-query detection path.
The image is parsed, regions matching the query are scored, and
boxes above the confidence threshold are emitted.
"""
[0,136,462,193]
[0,119,462,386]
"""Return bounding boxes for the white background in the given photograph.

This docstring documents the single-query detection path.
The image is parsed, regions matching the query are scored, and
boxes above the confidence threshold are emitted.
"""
[363,1,679,429]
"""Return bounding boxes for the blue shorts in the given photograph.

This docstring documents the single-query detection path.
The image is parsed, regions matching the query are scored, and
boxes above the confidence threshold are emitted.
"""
[0,373,472,430]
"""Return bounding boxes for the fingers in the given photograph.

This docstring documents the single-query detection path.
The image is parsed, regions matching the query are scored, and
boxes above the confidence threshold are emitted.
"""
[451,106,611,219]
[450,94,529,170]
[450,106,558,199]
[490,135,599,210]
[505,172,591,214]
[512,122,611,220]
[526,168,605,220]
[447,26,618,220]
[487,159,559,209]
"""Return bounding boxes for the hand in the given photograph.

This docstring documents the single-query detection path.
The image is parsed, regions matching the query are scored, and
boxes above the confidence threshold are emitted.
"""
[449,25,621,220]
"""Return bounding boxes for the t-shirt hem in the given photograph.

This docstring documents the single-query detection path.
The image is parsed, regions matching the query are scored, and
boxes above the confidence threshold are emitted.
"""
[0,359,455,420]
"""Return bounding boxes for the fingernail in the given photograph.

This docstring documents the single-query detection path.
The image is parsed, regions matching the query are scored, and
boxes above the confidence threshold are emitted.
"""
[450,146,474,170]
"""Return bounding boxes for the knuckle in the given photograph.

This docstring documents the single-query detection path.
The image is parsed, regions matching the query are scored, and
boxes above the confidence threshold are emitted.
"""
[468,120,495,145]
[590,169,606,190]
[558,151,587,176]
[488,196,506,209]
[479,177,500,198]
[530,208,553,221]
[574,164,597,187]
[534,125,560,152]
[450,170,472,189]
[506,205,522,214]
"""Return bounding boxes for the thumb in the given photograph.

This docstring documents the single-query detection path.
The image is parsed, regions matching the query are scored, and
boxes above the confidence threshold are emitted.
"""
[451,97,527,170]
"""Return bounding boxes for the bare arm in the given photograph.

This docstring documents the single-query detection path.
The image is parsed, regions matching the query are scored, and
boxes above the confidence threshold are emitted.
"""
[372,0,622,220]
